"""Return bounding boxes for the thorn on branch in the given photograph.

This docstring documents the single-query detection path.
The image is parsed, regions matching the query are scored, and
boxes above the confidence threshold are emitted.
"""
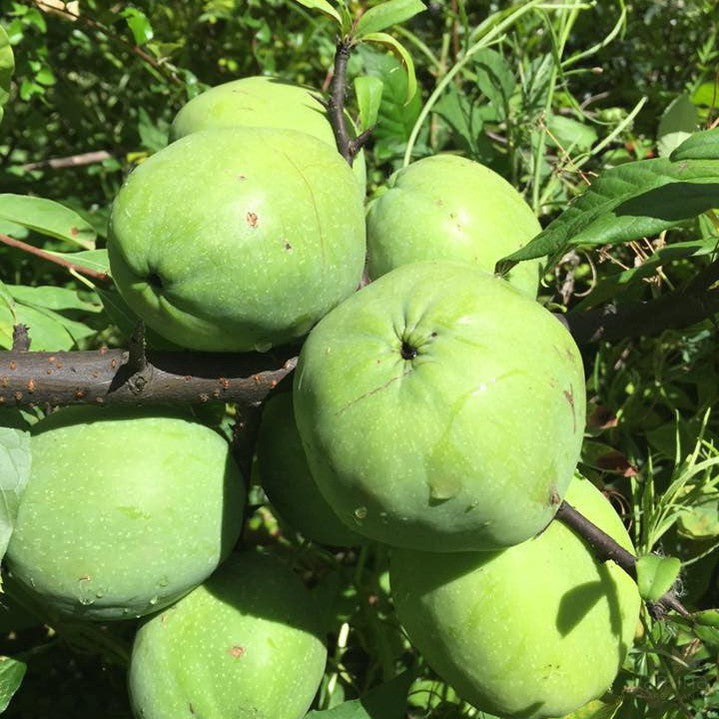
[12,325,31,353]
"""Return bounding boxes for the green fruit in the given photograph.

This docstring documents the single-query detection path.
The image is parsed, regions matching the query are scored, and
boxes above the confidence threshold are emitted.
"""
[129,550,327,719]
[170,75,366,194]
[294,261,585,551]
[108,127,366,352]
[5,406,245,621]
[390,478,641,719]
[366,155,541,297]
[256,392,364,546]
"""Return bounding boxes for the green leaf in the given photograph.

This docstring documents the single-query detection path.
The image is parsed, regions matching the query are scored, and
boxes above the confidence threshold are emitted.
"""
[0,427,31,566]
[547,115,597,153]
[292,0,342,25]
[0,195,96,249]
[354,75,383,131]
[0,301,93,350]
[433,84,491,161]
[636,554,681,602]
[8,285,101,314]
[559,696,622,719]
[474,48,515,123]
[45,248,110,276]
[361,33,416,104]
[307,670,415,718]
[657,95,698,158]
[122,7,154,45]
[0,656,27,712]
[354,0,426,38]
[0,25,14,125]
[496,157,719,273]
[670,127,719,161]
[677,497,719,540]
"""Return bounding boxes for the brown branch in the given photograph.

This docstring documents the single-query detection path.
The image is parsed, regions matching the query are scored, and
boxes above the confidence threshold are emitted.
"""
[0,233,111,283]
[562,259,719,344]
[0,347,296,408]
[327,38,355,165]
[20,151,112,172]
[555,501,691,620]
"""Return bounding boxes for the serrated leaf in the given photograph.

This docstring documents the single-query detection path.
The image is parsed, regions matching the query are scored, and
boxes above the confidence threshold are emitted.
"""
[657,95,698,158]
[0,25,15,125]
[361,32,416,104]
[0,195,95,249]
[121,7,154,45]
[0,656,27,712]
[293,0,342,25]
[355,0,426,38]
[354,75,383,131]
[306,670,415,718]
[0,427,31,566]
[670,127,719,161]
[474,48,515,123]
[496,157,719,273]
[636,554,681,602]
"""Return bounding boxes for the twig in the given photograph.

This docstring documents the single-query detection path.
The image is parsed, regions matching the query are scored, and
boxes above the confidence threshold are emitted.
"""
[0,233,111,283]
[555,501,691,620]
[327,38,355,165]
[561,259,719,344]
[0,347,296,408]
[11,325,30,352]
[19,151,112,172]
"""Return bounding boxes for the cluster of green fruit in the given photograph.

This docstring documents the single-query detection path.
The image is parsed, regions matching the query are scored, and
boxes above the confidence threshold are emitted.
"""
[4,76,642,719]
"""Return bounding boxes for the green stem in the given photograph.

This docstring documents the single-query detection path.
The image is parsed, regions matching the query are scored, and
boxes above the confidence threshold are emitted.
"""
[403,0,547,166]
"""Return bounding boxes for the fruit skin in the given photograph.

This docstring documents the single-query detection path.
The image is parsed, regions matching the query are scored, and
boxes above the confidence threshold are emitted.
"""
[390,478,641,719]
[170,75,366,193]
[256,392,364,546]
[366,154,541,297]
[5,406,245,621]
[293,260,586,551]
[108,127,366,352]
[129,550,327,719]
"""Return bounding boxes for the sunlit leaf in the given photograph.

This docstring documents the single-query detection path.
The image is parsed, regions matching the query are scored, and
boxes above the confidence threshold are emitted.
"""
[0,656,27,712]
[496,157,719,273]
[636,554,681,602]
[293,0,342,25]
[122,7,154,45]
[0,25,14,124]
[0,195,95,249]
[354,75,383,131]
[354,0,426,38]
[361,32,416,104]
[657,95,698,158]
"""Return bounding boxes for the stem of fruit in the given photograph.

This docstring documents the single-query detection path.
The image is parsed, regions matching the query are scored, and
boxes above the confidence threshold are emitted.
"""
[555,501,691,619]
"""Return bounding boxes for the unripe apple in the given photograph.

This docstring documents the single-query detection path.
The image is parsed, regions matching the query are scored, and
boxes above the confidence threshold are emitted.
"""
[256,392,364,546]
[390,478,641,719]
[128,550,327,719]
[108,127,366,352]
[366,155,542,297]
[5,406,245,621]
[170,75,366,193]
[293,261,585,551]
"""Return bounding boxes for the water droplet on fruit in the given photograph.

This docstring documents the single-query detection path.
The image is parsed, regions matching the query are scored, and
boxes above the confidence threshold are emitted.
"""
[95,590,105,598]
[149,596,159,606]
[78,597,94,606]
[157,576,169,588]
[253,341,272,353]
[353,506,368,521]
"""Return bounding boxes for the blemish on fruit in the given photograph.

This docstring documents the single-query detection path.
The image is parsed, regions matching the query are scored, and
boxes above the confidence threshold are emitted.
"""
[563,386,577,432]
[284,240,293,251]
[228,645,245,658]
[246,211,259,228]
[549,487,561,505]
[78,575,91,582]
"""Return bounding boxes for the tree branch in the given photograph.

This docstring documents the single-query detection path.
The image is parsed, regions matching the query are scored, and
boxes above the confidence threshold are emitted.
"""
[555,501,691,620]
[327,38,355,165]
[0,347,296,408]
[561,258,719,344]
[0,233,111,283]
